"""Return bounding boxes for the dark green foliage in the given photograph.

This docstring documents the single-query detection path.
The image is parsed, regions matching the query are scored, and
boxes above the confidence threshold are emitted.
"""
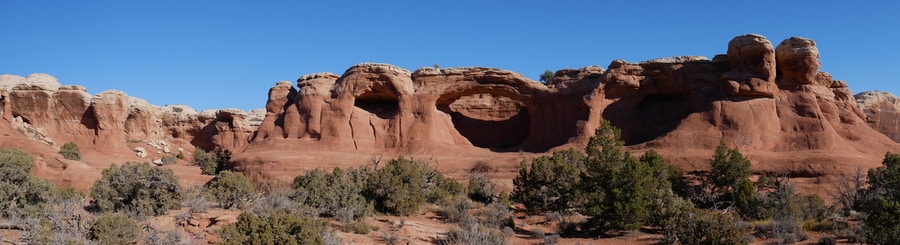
[539,70,554,82]
[0,148,55,218]
[708,143,757,216]
[217,212,326,245]
[58,142,81,160]
[512,149,584,214]
[578,121,675,231]
[193,147,231,175]
[364,157,433,216]
[205,170,256,209]
[90,162,183,217]
[0,148,34,183]
[293,167,372,221]
[176,150,185,159]
[193,147,218,175]
[467,174,495,204]
[855,152,900,244]
[90,212,141,245]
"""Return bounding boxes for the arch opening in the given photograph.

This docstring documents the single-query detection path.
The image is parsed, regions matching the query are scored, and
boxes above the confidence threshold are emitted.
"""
[354,85,399,119]
[438,93,530,151]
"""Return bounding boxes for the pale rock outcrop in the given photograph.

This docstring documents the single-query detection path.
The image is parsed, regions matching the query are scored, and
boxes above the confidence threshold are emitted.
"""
[856,91,900,142]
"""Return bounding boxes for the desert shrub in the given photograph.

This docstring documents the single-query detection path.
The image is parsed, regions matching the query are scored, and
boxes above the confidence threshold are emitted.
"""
[251,189,317,218]
[176,150,185,159]
[161,155,177,165]
[427,173,465,203]
[89,212,142,245]
[470,161,493,173]
[0,148,34,183]
[183,186,211,213]
[58,142,81,160]
[205,170,256,209]
[475,202,514,229]
[854,152,900,244]
[193,147,231,175]
[364,157,456,216]
[193,147,218,175]
[341,220,375,234]
[436,196,475,225]
[90,162,183,217]
[512,148,584,214]
[293,166,372,221]
[217,211,327,245]
[667,208,748,245]
[467,174,495,204]
[0,148,57,218]
[440,223,511,245]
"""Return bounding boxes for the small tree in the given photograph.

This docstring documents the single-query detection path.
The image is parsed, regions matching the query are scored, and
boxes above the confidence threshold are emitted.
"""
[578,121,675,232]
[708,143,756,216]
[58,142,81,160]
[205,170,256,209]
[90,212,141,245]
[512,149,584,214]
[90,162,183,217]
[539,70,554,82]
[855,152,900,244]
[193,147,218,175]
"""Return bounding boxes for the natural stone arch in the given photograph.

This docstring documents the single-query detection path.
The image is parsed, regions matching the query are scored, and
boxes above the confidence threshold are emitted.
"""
[436,86,532,151]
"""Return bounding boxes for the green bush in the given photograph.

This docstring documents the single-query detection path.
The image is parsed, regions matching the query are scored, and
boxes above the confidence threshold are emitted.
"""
[58,142,81,160]
[0,148,55,218]
[0,148,34,183]
[193,147,219,175]
[90,212,141,245]
[205,170,256,209]
[512,149,584,214]
[364,157,456,216]
[293,167,373,221]
[176,150,185,159]
[161,155,177,165]
[217,212,327,245]
[539,70,554,82]
[90,162,183,217]
[467,174,495,204]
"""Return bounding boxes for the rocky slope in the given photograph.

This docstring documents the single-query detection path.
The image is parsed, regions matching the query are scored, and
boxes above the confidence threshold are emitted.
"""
[2,34,899,194]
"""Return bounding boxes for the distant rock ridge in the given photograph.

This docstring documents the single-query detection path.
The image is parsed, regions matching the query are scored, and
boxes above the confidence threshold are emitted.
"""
[0,74,264,155]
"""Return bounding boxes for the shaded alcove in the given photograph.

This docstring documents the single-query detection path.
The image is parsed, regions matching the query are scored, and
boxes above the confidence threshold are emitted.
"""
[437,93,530,151]
[604,93,691,145]
[353,84,399,119]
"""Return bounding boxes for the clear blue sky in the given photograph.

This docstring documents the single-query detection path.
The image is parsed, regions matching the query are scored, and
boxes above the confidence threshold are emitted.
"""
[2,1,898,111]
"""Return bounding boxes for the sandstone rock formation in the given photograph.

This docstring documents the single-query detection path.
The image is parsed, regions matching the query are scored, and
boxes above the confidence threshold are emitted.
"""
[235,34,899,186]
[856,91,900,142]
[0,74,259,190]
[3,34,899,195]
